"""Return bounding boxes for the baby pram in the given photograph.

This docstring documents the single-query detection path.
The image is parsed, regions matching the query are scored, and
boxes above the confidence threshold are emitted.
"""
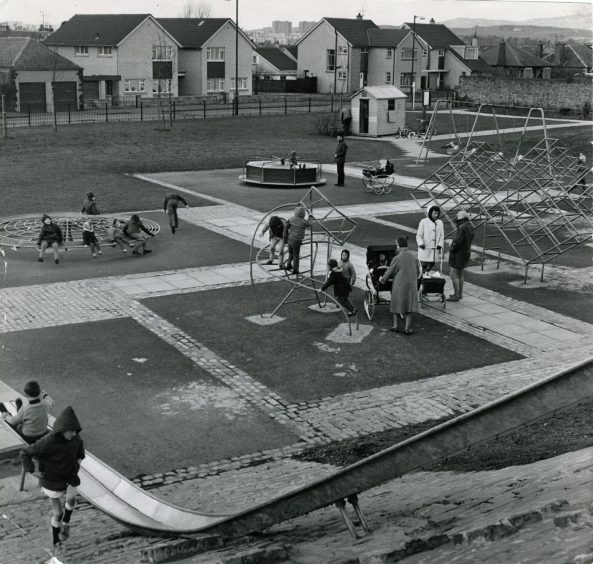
[418,249,446,308]
[361,159,395,195]
[363,244,397,320]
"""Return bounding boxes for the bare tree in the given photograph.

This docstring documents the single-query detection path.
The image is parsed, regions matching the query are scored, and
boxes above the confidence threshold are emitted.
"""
[180,1,211,18]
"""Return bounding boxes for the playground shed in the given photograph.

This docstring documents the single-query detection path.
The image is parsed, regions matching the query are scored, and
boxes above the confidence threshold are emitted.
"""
[350,85,407,137]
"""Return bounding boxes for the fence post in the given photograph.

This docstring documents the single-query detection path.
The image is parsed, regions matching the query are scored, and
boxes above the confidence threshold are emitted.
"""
[68,104,71,125]
[28,104,31,126]
[105,103,108,123]
[308,97,311,112]
[203,99,206,119]
[173,100,176,120]
[53,103,57,131]
[140,101,143,121]
[284,97,287,114]
[1,95,6,139]
[259,97,262,115]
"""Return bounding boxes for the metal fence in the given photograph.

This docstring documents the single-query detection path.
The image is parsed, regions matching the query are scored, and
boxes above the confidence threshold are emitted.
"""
[1,95,340,129]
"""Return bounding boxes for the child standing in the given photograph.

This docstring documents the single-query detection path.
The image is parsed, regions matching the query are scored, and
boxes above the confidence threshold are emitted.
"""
[21,406,85,550]
[163,193,189,234]
[339,249,357,286]
[82,217,102,257]
[320,259,356,315]
[0,381,53,444]
[106,218,128,253]
[260,215,287,266]
[81,192,100,215]
[283,205,314,275]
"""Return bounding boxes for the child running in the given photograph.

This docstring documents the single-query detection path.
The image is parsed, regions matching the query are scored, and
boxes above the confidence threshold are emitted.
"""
[82,217,102,258]
[21,406,85,552]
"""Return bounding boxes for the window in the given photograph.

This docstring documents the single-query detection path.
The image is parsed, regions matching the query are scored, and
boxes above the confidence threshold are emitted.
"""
[385,72,391,84]
[152,45,172,60]
[401,48,414,60]
[326,49,335,72]
[438,49,445,57]
[152,79,171,94]
[338,46,348,55]
[206,47,225,61]
[123,79,146,93]
[230,77,248,90]
[400,72,412,86]
[74,46,88,56]
[252,54,258,64]
[422,48,428,56]
[522,67,533,79]
[464,46,478,60]
[97,46,113,57]
[388,99,395,111]
[206,78,225,91]
[386,48,393,59]
[337,70,347,80]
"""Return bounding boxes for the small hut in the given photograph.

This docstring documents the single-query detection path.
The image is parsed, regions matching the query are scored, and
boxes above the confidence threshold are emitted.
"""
[350,85,407,137]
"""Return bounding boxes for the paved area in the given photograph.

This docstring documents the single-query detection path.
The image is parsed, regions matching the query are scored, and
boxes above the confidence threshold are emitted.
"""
[0,155,592,562]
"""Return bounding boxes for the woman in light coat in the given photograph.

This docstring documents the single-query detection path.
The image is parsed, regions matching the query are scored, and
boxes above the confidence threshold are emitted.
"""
[416,205,444,273]
[380,237,421,335]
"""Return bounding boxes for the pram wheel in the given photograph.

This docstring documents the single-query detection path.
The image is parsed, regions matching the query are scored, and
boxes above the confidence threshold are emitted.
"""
[364,290,375,320]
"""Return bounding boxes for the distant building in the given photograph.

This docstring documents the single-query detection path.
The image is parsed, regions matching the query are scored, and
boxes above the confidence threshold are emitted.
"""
[272,21,292,35]
[298,21,316,34]
[481,40,554,79]
[543,42,592,78]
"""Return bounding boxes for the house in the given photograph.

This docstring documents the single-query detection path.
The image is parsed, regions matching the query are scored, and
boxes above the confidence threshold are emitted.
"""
[0,37,82,112]
[401,21,492,90]
[543,42,593,78]
[44,14,181,104]
[295,16,420,95]
[481,41,553,79]
[253,47,297,78]
[158,18,255,97]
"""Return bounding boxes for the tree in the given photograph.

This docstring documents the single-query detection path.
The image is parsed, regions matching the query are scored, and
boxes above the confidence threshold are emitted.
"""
[180,1,211,18]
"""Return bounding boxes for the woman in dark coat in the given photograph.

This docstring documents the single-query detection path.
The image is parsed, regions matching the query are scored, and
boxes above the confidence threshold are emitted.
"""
[380,237,420,334]
[448,211,474,301]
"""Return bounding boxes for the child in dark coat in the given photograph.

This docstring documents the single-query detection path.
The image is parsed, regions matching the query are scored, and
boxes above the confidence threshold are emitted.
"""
[37,214,63,265]
[81,192,99,215]
[320,258,356,315]
[21,406,85,549]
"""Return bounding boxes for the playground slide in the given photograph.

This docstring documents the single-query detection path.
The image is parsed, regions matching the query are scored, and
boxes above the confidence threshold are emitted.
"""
[76,356,593,539]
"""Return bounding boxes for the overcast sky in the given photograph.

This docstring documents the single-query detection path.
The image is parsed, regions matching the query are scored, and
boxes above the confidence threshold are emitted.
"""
[0,0,589,30]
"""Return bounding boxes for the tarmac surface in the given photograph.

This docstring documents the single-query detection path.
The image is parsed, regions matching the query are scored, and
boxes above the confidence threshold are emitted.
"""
[1,134,592,562]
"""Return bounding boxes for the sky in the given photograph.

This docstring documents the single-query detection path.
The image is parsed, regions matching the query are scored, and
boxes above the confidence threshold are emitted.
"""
[0,0,589,30]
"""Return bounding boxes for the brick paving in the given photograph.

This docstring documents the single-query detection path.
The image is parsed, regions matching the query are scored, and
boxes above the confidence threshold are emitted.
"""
[1,165,592,562]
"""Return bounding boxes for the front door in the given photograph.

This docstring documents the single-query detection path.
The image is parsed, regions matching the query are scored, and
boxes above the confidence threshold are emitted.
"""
[359,99,369,134]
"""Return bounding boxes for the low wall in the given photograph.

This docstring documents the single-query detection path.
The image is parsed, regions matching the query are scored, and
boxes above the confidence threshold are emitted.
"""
[457,76,593,112]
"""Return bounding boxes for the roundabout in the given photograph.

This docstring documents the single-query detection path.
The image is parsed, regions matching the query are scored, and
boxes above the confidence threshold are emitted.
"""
[239,156,326,187]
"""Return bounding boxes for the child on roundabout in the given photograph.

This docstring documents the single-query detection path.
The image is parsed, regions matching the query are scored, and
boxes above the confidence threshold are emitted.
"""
[36,214,63,265]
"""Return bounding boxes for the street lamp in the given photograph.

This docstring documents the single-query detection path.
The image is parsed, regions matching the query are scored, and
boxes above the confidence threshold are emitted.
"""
[225,0,239,116]
[411,15,424,110]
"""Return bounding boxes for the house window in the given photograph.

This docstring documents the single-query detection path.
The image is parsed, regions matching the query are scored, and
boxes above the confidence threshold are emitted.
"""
[388,99,395,111]
[152,79,171,94]
[523,67,533,78]
[206,78,225,91]
[338,46,348,55]
[97,46,113,57]
[252,55,258,64]
[385,72,392,84]
[123,79,146,93]
[230,77,248,90]
[326,49,335,72]
[543,67,551,79]
[206,47,225,61]
[152,45,172,60]
[400,72,412,86]
[74,46,88,56]
[401,49,414,60]
[464,46,478,60]
[422,48,428,56]
[337,70,347,80]
[386,48,393,59]
[438,49,445,57]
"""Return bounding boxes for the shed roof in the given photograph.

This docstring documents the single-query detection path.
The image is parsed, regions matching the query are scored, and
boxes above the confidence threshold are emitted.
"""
[0,37,81,71]
[44,14,158,46]
[351,85,407,99]
[403,22,465,49]
[256,47,297,71]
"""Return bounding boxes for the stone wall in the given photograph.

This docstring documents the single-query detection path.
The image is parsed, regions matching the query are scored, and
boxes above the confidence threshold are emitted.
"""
[457,76,593,112]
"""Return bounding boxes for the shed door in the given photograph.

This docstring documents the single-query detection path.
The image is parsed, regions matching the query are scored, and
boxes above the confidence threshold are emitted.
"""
[53,82,77,111]
[359,99,369,134]
[19,82,46,113]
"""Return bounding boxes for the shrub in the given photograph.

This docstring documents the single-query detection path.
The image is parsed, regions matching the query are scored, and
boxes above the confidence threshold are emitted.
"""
[315,113,342,136]
[582,101,591,121]
[558,107,573,116]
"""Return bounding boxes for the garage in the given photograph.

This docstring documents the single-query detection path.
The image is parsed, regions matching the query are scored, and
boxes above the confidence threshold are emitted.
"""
[53,81,78,111]
[19,82,46,113]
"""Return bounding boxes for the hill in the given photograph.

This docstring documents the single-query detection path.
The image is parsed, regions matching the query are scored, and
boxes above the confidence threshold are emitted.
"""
[451,24,592,44]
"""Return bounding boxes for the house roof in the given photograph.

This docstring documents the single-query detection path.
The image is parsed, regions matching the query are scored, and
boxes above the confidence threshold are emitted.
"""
[351,85,407,99]
[448,48,493,74]
[366,28,409,48]
[403,22,464,49]
[255,47,297,71]
[544,44,593,68]
[283,45,298,61]
[158,18,234,49]
[323,18,379,47]
[481,41,553,68]
[0,37,81,71]
[44,14,159,46]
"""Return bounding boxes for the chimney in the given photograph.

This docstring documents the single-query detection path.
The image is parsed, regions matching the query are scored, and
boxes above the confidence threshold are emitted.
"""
[356,13,363,20]
[471,28,478,47]
[430,18,435,24]
[555,41,566,62]
[537,41,544,59]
